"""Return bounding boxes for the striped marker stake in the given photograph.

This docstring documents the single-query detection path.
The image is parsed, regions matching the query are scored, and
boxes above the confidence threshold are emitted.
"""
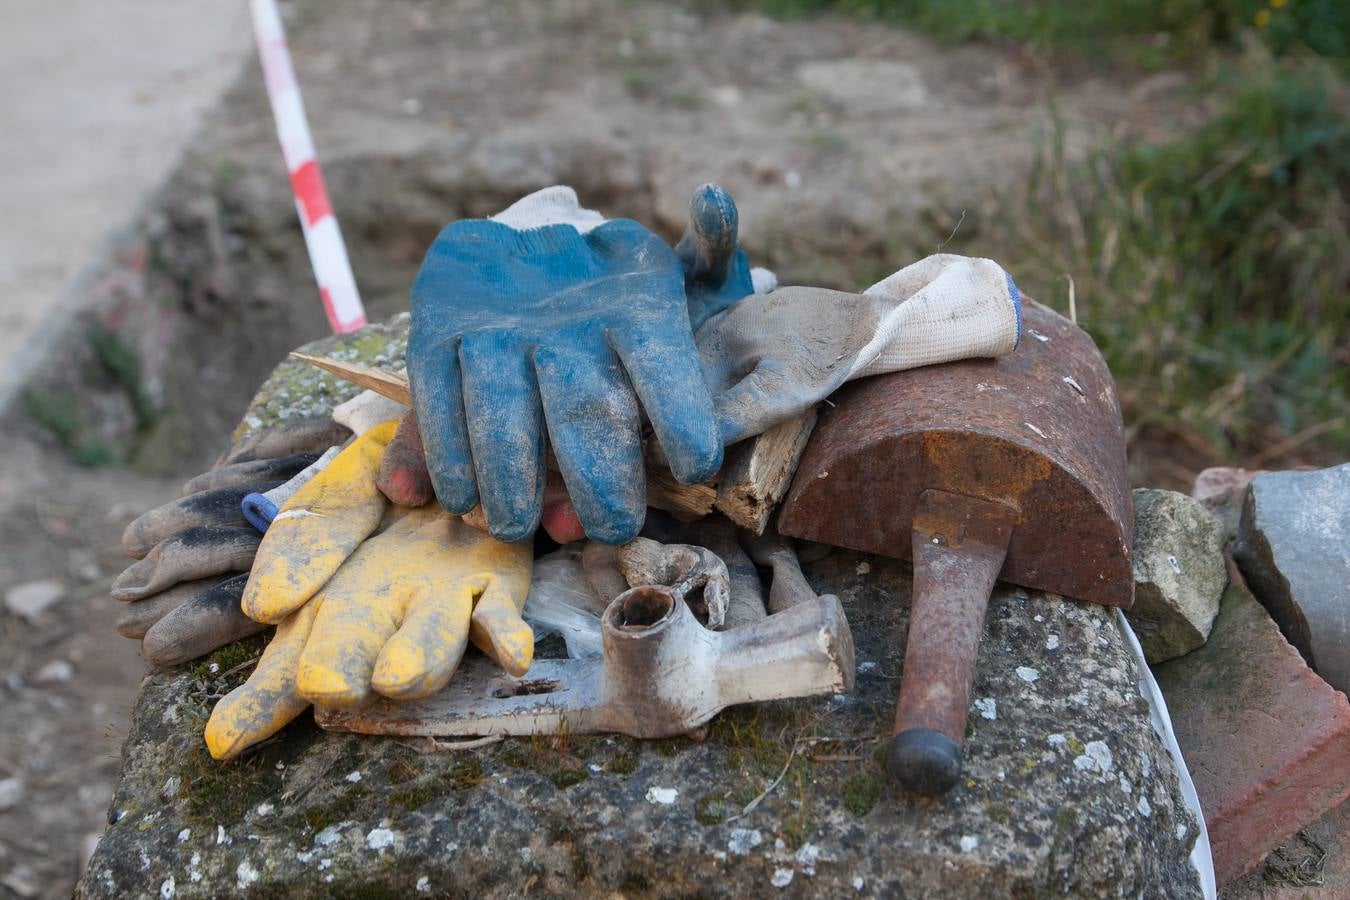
[249,0,367,333]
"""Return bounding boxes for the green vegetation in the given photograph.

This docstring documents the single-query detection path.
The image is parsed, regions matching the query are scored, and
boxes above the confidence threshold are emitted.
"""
[22,321,158,466]
[749,0,1349,479]
[748,0,1349,64]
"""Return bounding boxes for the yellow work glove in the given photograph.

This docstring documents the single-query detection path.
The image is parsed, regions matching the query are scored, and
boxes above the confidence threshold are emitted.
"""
[204,422,534,761]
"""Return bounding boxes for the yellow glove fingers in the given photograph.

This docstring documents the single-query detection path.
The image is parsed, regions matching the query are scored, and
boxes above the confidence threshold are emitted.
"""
[469,577,535,678]
[203,599,319,761]
[241,422,398,624]
[371,582,476,700]
[294,576,403,709]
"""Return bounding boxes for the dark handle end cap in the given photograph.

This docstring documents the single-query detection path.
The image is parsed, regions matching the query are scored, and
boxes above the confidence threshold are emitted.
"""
[888,728,963,796]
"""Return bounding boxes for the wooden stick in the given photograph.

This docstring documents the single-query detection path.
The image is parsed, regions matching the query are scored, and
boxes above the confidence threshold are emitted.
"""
[290,352,411,405]
[714,411,817,534]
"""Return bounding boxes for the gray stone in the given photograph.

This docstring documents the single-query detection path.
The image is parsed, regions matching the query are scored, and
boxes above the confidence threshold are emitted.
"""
[1233,463,1350,695]
[1125,489,1228,664]
[78,321,1202,899]
[4,579,65,622]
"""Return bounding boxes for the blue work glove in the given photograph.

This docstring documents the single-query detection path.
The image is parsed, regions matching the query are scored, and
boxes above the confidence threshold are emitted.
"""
[676,183,756,331]
[409,190,746,545]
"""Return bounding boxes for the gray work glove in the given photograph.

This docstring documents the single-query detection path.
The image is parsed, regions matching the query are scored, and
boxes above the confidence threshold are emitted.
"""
[698,254,1023,446]
[114,419,350,667]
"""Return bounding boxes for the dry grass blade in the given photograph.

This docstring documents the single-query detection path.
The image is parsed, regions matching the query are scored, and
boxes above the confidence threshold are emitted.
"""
[290,352,411,405]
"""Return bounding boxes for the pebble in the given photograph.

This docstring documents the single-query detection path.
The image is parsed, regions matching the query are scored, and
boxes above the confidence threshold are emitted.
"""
[5,579,64,622]
[0,777,24,811]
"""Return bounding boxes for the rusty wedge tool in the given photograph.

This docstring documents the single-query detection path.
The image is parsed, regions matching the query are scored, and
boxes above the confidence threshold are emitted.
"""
[778,301,1133,796]
[316,583,853,740]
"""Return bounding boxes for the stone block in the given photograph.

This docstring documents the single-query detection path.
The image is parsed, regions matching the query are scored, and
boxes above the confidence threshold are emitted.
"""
[1153,581,1350,885]
[78,320,1203,899]
[1233,463,1350,696]
[1125,488,1227,664]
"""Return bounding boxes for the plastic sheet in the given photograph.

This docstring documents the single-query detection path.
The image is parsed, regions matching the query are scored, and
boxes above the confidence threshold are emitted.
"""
[522,552,604,659]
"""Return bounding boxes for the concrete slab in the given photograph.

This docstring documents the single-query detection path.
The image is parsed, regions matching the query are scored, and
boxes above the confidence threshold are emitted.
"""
[0,0,250,409]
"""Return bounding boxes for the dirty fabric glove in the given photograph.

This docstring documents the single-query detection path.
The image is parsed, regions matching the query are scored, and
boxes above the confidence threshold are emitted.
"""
[204,505,532,760]
[114,449,323,667]
[215,417,351,468]
[408,184,760,544]
[699,254,1022,446]
[490,184,771,329]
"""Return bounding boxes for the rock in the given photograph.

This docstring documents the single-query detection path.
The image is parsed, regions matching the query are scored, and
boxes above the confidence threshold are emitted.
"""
[78,322,1202,899]
[1190,467,1265,541]
[1233,464,1350,696]
[0,777,22,811]
[1153,581,1350,885]
[35,659,75,684]
[1124,489,1227,664]
[4,579,65,622]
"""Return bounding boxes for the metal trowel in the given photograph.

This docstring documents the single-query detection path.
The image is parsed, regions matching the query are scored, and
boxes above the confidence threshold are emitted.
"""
[778,301,1134,795]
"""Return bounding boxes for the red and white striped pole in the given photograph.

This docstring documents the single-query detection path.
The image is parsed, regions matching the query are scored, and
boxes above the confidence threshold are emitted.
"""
[248,0,367,334]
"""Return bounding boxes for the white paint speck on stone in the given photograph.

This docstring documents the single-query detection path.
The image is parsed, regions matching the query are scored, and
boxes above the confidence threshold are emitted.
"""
[1045,634,1060,651]
[857,661,877,674]
[712,850,727,861]
[589,764,602,773]
[960,835,979,853]
[1137,796,1152,817]
[728,828,763,856]
[445,841,460,854]
[176,828,191,844]
[255,801,274,817]
[1175,824,1188,840]
[795,843,822,874]
[216,826,231,846]
[1016,666,1040,683]
[236,860,260,890]
[416,876,431,893]
[318,859,332,870]
[855,560,871,575]
[771,868,795,888]
[1073,740,1114,774]
[646,786,678,805]
[314,825,344,847]
[188,853,202,883]
[159,876,175,899]
[1168,554,1182,575]
[345,770,363,783]
[974,698,997,720]
[853,876,865,891]
[366,827,397,852]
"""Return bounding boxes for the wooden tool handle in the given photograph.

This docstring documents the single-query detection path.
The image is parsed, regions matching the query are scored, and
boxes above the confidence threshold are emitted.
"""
[888,490,1015,795]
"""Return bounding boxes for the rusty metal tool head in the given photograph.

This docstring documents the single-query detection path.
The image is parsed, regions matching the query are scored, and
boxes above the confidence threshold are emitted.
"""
[316,581,853,740]
[778,301,1133,795]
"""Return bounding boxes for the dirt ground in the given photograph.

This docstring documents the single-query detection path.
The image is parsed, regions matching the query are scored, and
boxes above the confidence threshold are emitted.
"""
[0,1,1341,897]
